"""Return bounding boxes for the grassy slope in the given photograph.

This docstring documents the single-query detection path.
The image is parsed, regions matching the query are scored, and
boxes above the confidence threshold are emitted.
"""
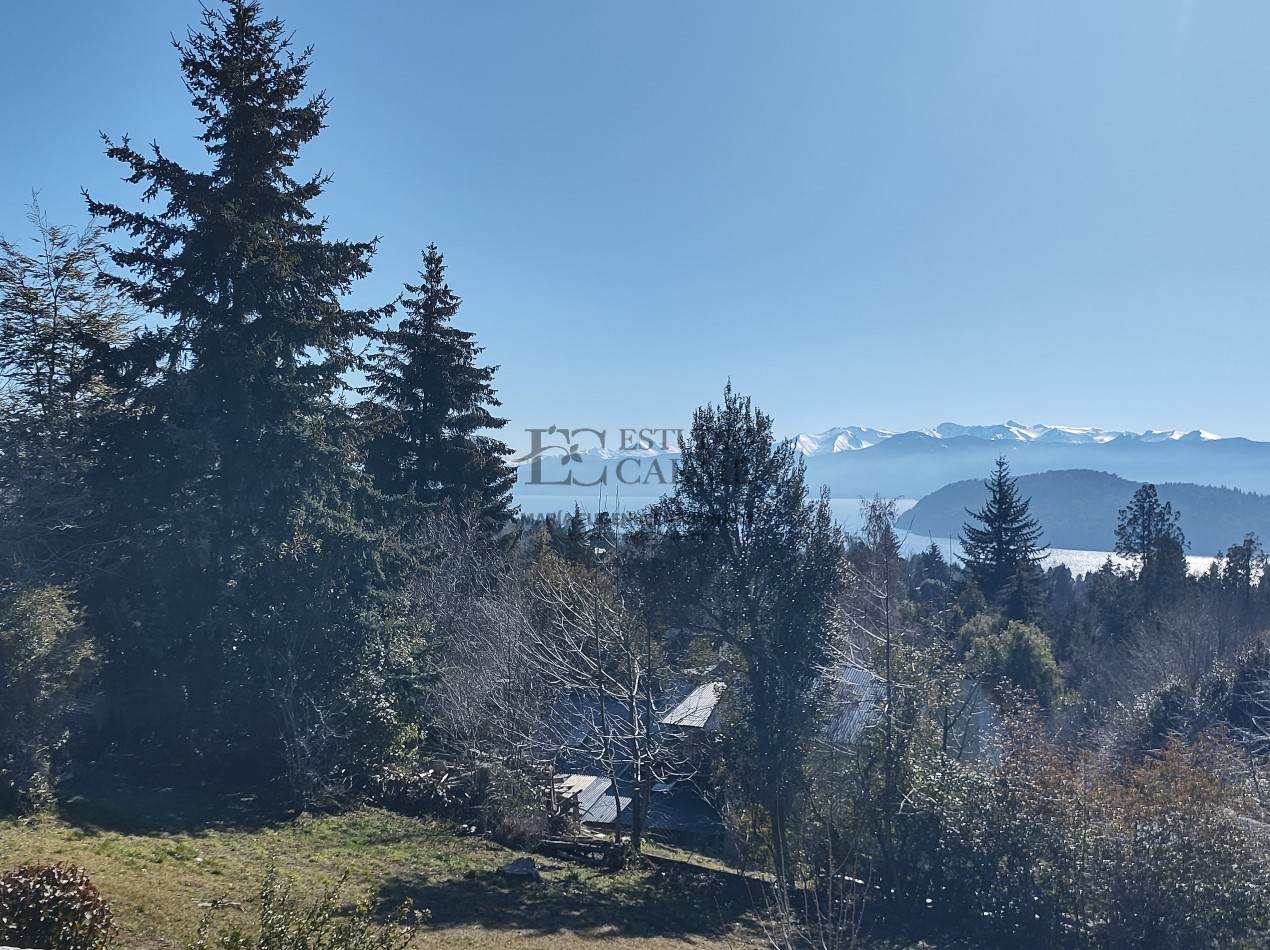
[0,772,761,949]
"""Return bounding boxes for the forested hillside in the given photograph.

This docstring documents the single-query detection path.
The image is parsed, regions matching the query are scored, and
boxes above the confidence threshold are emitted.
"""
[904,468,1270,554]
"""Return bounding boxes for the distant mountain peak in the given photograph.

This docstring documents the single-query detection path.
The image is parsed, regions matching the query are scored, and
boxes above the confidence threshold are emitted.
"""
[794,426,895,455]
[792,423,1224,456]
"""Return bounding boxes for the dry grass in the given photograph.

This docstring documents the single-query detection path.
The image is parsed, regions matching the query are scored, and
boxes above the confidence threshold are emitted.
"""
[0,771,762,949]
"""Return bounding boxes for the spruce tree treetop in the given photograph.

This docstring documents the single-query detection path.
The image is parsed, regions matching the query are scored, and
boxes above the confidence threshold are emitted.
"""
[363,244,515,529]
[87,0,376,413]
[83,0,386,559]
[960,456,1047,608]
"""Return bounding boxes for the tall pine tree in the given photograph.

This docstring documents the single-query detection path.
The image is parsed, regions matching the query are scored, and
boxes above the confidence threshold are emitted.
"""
[1114,483,1188,608]
[83,1,421,799]
[363,245,515,530]
[960,456,1046,615]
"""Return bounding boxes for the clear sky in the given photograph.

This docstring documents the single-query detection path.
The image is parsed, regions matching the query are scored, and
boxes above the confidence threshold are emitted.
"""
[3,1,1268,451]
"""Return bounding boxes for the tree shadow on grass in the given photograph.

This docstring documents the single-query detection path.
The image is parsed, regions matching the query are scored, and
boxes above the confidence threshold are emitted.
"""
[378,859,760,941]
[55,765,292,837]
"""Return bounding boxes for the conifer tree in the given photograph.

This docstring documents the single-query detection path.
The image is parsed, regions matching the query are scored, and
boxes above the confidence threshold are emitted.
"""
[83,0,420,797]
[1221,534,1261,606]
[960,457,1046,613]
[0,204,131,427]
[363,245,514,530]
[920,542,950,583]
[646,384,846,887]
[1115,483,1188,608]
[561,504,593,565]
[0,205,132,584]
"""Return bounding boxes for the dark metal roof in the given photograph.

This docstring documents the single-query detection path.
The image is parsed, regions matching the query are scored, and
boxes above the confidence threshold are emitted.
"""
[559,773,631,825]
[824,664,886,746]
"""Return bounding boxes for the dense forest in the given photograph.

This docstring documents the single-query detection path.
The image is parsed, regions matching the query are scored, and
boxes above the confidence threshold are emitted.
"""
[3,3,1270,947]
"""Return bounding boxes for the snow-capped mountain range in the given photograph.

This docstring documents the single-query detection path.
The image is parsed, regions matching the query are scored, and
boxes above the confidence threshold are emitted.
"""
[513,423,1269,569]
[793,422,1222,456]
[514,421,1269,508]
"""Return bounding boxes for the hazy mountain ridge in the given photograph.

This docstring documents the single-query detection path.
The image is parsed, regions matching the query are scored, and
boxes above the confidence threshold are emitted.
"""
[514,423,1270,506]
[801,433,1270,498]
[902,469,1270,556]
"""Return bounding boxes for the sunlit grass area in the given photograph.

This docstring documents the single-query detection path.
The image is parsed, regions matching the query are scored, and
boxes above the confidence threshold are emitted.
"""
[0,770,761,949]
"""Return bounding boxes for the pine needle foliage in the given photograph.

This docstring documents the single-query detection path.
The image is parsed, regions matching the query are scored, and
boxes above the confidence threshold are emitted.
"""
[960,456,1046,607]
[363,244,515,531]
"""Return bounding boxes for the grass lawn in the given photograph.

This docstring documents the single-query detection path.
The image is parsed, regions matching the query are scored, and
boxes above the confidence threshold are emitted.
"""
[0,770,763,949]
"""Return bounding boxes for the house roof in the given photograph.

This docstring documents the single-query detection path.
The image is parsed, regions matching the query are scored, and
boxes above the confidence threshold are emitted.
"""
[556,773,722,835]
[540,682,725,780]
[659,682,725,729]
[821,665,1002,762]
[824,664,886,746]
[556,773,631,825]
[536,693,636,771]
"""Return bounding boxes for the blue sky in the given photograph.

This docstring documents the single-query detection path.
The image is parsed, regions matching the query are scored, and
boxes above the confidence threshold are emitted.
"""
[3,1,1268,451]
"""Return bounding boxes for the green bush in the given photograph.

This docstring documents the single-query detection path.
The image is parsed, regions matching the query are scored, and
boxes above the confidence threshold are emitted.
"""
[829,681,1269,947]
[964,619,1064,709]
[1098,740,1269,949]
[0,862,114,950]
[374,756,549,847]
[0,585,96,814]
[963,730,1268,948]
